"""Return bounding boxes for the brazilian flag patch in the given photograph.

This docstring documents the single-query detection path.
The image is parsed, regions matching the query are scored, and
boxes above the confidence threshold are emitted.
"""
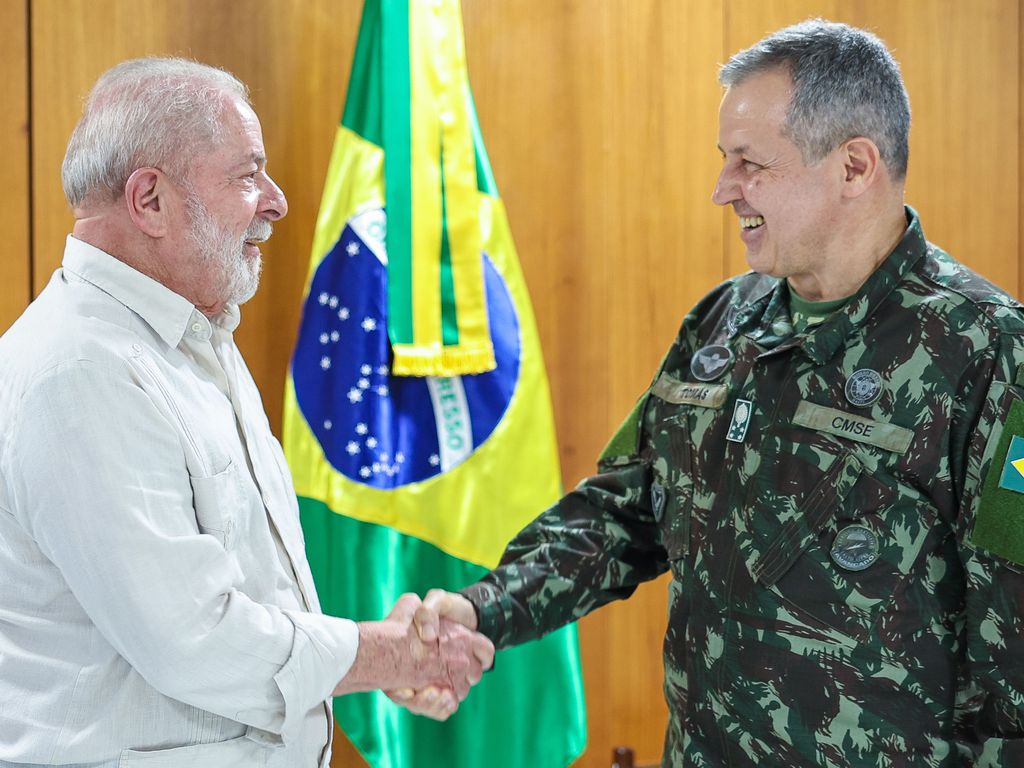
[973,398,1024,564]
[999,436,1024,493]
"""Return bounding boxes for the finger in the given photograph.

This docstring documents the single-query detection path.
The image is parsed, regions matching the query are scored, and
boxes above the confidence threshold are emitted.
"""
[471,633,495,670]
[413,602,439,643]
[387,688,414,701]
[423,589,478,629]
[387,593,422,622]
[390,685,457,720]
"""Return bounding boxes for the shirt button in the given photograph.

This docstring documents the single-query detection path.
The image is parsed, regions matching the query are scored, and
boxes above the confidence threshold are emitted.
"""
[131,343,142,355]
[191,322,204,333]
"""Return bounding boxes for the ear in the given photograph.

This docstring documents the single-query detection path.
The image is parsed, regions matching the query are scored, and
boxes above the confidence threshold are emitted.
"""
[839,137,883,198]
[124,167,174,237]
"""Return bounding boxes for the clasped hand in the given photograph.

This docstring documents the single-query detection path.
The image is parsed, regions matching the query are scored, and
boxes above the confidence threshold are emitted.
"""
[385,589,483,721]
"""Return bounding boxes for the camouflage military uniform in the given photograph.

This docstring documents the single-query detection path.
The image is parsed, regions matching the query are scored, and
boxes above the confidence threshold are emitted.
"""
[462,208,1024,766]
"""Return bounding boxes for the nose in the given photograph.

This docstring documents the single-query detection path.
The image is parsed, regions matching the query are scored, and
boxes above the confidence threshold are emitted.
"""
[258,172,288,221]
[711,164,740,207]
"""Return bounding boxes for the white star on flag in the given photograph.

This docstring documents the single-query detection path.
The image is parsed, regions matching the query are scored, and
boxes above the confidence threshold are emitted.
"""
[346,441,360,455]
[361,317,377,332]
[356,423,368,435]
[347,388,363,403]
[338,308,350,320]
[320,356,331,370]
[346,242,360,256]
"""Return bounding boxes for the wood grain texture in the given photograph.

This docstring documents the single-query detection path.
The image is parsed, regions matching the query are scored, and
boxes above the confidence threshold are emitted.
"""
[723,0,1019,293]
[0,0,30,334]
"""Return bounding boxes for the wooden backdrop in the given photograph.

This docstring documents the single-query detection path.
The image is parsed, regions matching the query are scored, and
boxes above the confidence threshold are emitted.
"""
[2,1,1019,765]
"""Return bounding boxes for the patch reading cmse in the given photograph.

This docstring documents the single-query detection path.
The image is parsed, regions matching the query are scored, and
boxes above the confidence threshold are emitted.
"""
[793,400,914,454]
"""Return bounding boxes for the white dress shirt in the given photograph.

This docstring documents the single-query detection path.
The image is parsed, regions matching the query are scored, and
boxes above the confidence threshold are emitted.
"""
[0,237,359,766]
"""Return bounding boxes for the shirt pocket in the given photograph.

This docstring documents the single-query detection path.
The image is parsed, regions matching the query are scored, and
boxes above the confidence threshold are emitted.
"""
[118,732,268,767]
[189,461,242,549]
[737,448,941,642]
[647,408,695,564]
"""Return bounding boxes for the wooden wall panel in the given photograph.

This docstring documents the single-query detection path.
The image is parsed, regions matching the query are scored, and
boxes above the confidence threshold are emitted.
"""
[723,0,1020,295]
[0,0,30,334]
[462,2,724,765]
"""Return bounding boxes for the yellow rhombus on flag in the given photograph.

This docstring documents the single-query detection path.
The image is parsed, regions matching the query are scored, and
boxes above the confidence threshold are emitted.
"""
[281,1,587,767]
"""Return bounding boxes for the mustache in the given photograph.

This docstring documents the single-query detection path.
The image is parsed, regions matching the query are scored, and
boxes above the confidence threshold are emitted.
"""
[244,218,273,243]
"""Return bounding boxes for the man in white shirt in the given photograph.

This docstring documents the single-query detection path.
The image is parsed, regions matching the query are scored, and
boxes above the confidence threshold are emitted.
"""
[0,58,491,767]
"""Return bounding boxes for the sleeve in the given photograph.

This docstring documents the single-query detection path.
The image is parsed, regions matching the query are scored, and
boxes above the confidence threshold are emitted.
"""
[462,385,670,650]
[957,331,1024,765]
[4,358,357,739]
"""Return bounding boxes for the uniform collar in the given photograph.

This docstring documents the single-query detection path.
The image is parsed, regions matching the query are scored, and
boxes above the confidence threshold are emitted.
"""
[738,206,927,364]
[61,235,241,346]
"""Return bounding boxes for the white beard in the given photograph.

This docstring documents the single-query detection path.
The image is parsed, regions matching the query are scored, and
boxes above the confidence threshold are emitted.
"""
[186,193,271,307]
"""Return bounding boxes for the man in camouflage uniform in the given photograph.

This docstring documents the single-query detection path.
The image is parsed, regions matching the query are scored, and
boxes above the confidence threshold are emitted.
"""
[401,20,1024,766]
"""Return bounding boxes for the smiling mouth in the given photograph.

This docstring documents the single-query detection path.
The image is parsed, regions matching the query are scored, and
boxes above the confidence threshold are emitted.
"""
[740,215,765,230]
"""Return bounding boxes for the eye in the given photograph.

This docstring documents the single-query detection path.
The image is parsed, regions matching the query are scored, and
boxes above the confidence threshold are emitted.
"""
[742,159,763,172]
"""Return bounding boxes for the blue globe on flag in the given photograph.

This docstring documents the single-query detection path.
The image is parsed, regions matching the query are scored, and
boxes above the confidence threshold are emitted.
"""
[292,208,521,489]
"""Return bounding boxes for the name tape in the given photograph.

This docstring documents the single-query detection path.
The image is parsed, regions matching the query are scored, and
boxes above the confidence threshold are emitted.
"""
[793,400,913,454]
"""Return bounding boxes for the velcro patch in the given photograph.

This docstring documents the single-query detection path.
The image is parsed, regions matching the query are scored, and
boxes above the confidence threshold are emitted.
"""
[792,400,913,454]
[651,373,728,409]
[972,398,1024,564]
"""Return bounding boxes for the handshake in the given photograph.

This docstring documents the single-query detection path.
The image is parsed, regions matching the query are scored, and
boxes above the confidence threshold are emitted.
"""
[332,589,491,721]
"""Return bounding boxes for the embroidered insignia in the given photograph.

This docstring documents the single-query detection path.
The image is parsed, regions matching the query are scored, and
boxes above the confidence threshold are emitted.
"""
[726,399,752,443]
[651,481,667,522]
[830,524,880,571]
[690,345,734,382]
[998,435,1024,494]
[845,369,883,408]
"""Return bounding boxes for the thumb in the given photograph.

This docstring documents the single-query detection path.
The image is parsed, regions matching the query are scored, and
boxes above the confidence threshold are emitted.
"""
[413,601,439,643]
[423,589,478,630]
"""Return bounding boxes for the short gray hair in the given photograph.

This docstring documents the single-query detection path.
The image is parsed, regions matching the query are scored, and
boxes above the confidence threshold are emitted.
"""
[62,57,250,207]
[719,20,910,179]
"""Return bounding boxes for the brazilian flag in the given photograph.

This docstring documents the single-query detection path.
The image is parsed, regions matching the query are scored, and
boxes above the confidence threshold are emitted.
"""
[282,1,586,767]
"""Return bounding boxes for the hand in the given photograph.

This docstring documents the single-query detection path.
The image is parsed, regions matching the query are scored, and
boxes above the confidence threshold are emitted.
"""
[333,593,492,704]
[385,590,488,720]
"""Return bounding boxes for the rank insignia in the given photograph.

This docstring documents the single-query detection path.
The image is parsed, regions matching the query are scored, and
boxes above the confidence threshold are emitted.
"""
[651,481,667,522]
[998,435,1024,494]
[726,399,753,442]
[845,369,883,407]
[690,345,734,382]
[830,524,880,571]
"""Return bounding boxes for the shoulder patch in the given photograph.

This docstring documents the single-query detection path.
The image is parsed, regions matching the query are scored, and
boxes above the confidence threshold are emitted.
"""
[972,398,1024,564]
[598,395,647,468]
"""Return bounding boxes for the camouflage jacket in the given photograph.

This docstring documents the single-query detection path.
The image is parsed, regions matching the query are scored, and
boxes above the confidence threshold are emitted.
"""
[462,209,1024,767]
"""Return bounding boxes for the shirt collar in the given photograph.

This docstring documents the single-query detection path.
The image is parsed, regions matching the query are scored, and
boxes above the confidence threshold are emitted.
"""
[738,205,927,364]
[61,235,241,346]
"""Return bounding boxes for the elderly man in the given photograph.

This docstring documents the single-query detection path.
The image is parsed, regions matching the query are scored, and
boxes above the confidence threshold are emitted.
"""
[0,58,491,767]
[413,20,1024,766]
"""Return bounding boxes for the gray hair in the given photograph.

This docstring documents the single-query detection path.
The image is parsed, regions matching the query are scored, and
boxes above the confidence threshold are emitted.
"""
[62,57,250,207]
[719,20,910,179]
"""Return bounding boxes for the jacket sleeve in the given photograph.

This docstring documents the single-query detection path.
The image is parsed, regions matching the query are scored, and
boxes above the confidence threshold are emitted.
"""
[958,329,1024,765]
[461,370,672,649]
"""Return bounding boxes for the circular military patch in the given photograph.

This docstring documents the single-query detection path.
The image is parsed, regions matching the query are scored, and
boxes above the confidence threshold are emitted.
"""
[845,369,883,407]
[690,345,733,382]
[830,524,880,571]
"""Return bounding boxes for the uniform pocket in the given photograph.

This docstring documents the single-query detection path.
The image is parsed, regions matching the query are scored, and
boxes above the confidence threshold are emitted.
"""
[738,444,943,641]
[648,412,694,561]
[189,461,241,549]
